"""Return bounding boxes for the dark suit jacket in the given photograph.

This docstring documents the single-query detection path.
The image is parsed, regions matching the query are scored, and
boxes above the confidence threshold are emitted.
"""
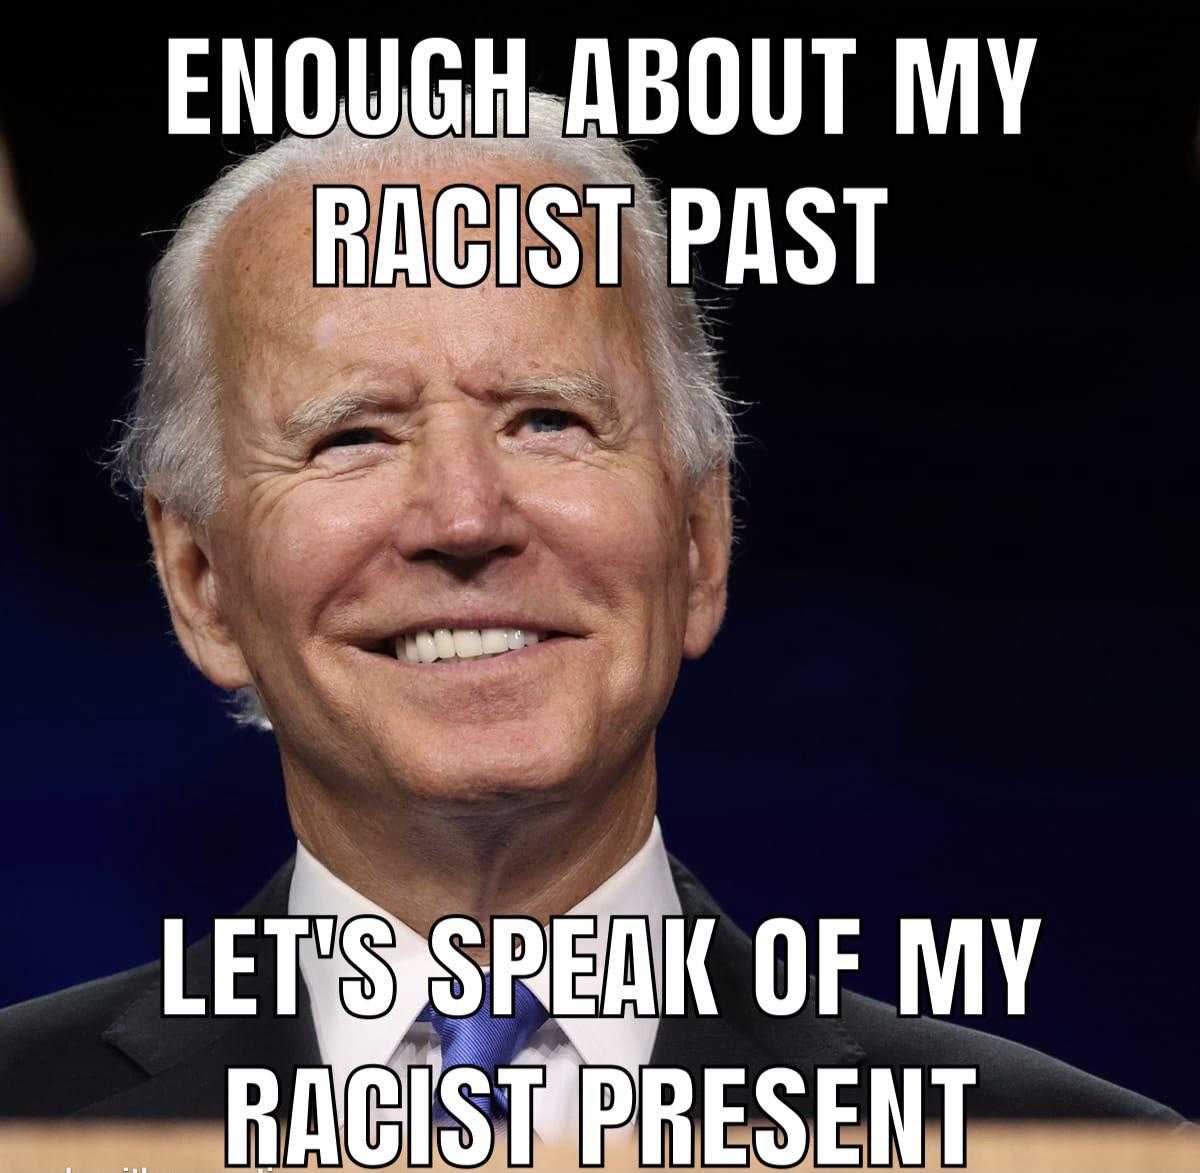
[0,855,1183,1123]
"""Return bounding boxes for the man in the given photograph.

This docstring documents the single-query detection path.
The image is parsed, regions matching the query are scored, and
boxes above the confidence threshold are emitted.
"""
[0,93,1182,1131]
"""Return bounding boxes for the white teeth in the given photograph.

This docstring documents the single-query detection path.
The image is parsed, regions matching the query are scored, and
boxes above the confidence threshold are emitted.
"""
[395,627,545,663]
[452,629,484,658]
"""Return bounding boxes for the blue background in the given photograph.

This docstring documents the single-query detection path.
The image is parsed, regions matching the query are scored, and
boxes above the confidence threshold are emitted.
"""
[1,7,1196,1117]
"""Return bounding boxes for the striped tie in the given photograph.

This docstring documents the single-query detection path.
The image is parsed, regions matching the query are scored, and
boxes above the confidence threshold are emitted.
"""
[421,971,549,1123]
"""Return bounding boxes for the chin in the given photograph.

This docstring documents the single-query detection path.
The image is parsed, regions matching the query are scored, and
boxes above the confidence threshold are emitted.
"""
[379,724,595,808]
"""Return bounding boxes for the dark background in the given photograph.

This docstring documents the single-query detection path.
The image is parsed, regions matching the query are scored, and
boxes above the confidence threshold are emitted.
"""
[1,5,1196,1116]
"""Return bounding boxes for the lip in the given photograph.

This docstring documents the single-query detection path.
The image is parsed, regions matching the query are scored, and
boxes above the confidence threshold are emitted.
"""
[390,618,571,640]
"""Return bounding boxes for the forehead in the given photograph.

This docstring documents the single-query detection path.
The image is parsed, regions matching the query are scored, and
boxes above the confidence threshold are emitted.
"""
[207,161,647,416]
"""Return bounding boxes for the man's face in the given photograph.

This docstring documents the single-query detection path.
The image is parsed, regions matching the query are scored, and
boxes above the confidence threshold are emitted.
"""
[169,163,727,813]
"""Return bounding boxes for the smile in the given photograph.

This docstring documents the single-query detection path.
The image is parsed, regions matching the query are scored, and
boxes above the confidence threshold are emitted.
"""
[397,627,546,664]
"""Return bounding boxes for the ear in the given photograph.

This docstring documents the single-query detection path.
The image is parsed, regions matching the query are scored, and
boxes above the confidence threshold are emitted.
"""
[682,468,732,660]
[144,493,254,690]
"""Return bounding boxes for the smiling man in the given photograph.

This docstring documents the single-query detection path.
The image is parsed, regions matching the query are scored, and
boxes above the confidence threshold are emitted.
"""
[158,161,722,937]
[0,93,1183,1135]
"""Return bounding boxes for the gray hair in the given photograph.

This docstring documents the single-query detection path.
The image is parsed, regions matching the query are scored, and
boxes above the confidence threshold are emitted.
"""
[112,91,735,730]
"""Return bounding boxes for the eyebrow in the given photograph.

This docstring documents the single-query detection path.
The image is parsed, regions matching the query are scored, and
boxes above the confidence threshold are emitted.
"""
[280,390,400,445]
[505,373,620,422]
[279,373,620,445]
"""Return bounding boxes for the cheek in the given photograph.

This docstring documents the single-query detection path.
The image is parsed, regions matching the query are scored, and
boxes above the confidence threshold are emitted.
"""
[534,472,688,624]
[229,487,390,631]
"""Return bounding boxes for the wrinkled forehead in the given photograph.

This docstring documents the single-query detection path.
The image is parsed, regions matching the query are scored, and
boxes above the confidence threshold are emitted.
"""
[205,163,649,417]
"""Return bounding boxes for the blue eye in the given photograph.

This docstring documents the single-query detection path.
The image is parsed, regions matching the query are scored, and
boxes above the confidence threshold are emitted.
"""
[524,409,576,433]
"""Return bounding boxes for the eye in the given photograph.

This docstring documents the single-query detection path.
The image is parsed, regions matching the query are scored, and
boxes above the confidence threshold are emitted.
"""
[316,427,385,453]
[519,408,583,435]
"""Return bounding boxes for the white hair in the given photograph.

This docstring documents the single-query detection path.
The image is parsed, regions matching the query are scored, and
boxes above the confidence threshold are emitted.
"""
[112,91,735,729]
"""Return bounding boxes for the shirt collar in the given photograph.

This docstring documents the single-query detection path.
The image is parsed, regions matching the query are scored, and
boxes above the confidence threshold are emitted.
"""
[290,839,445,1093]
[522,818,681,1070]
[289,819,681,1086]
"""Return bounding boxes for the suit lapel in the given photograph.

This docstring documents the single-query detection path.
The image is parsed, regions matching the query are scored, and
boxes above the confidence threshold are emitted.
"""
[79,858,322,1118]
[80,852,864,1119]
[653,856,864,1114]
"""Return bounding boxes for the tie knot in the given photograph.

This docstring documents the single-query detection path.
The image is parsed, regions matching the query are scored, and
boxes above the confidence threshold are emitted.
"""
[421,971,548,1121]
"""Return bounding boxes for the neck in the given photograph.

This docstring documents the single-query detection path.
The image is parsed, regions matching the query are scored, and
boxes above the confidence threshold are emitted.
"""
[285,748,658,949]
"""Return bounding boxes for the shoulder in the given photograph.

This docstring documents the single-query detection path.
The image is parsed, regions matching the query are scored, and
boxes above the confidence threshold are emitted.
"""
[0,860,299,1119]
[837,987,1182,1122]
[0,962,159,1117]
[669,855,1183,1123]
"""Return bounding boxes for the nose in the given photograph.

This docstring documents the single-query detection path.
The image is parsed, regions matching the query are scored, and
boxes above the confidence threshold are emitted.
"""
[393,418,530,568]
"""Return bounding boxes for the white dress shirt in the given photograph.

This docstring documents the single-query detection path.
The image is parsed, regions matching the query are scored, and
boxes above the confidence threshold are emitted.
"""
[288,818,681,1141]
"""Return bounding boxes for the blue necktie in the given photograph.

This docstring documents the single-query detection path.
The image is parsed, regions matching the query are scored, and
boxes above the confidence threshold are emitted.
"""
[421,971,549,1124]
